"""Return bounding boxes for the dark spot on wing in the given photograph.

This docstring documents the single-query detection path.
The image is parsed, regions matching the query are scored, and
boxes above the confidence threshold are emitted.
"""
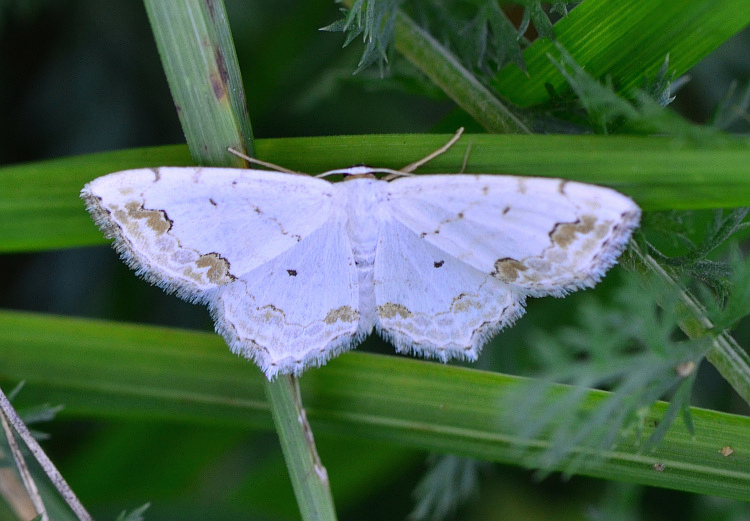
[196,252,236,284]
[550,215,597,248]
[434,260,444,268]
[287,269,297,277]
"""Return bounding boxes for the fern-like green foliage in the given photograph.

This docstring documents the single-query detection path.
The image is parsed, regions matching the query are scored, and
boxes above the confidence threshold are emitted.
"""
[546,45,725,139]
[702,245,750,333]
[115,503,151,521]
[323,0,576,74]
[6,381,62,441]
[645,208,750,301]
[321,0,405,73]
[409,455,485,521]
[509,274,708,475]
[712,81,750,131]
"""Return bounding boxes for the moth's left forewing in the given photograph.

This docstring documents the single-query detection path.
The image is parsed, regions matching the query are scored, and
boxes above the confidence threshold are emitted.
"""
[81,167,338,303]
[386,174,640,297]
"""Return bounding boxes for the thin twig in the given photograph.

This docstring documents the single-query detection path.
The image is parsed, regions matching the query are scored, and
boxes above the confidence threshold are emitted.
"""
[0,386,93,521]
[0,410,48,520]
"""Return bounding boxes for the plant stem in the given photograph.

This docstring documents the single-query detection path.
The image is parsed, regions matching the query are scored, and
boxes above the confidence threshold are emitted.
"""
[144,2,337,518]
[632,241,750,405]
[264,376,338,521]
[0,386,91,521]
[393,12,531,134]
[0,407,46,520]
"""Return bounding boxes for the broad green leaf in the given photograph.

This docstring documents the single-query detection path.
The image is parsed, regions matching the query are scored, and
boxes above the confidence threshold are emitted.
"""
[3,310,750,501]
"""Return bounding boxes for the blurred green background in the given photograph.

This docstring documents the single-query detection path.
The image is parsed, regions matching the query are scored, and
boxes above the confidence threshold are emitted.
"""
[1,1,750,520]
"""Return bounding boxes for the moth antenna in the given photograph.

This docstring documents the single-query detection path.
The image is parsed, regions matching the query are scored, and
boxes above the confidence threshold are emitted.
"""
[227,148,304,175]
[460,141,473,174]
[381,171,414,181]
[399,127,465,174]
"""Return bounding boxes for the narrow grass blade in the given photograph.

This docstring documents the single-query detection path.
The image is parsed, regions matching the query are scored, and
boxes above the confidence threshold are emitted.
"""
[3,134,750,252]
[143,0,254,165]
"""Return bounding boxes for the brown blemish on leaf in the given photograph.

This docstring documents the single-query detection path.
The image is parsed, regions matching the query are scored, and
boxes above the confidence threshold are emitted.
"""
[719,446,734,457]
[550,214,597,248]
[325,305,359,324]
[675,360,696,378]
[214,46,230,89]
[377,303,413,319]
[210,71,227,101]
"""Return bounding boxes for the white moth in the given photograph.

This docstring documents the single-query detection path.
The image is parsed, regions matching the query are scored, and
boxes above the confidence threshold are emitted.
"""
[81,133,640,379]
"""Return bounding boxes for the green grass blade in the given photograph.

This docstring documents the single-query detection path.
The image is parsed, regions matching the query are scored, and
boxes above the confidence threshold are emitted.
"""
[493,0,750,106]
[3,310,750,501]
[3,133,750,252]
[143,0,254,164]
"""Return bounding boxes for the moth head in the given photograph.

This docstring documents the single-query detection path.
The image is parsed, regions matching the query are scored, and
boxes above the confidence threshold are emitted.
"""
[319,164,409,181]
